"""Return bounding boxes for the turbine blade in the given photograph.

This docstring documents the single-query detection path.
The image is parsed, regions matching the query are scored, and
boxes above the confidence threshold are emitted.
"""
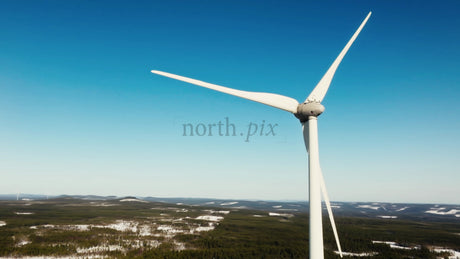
[319,168,343,258]
[305,11,371,103]
[151,70,299,113]
[302,122,309,153]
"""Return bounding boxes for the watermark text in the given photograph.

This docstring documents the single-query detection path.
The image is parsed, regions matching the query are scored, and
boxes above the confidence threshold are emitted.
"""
[182,117,278,142]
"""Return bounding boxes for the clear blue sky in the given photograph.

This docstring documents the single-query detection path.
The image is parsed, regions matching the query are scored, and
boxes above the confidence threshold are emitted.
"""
[0,1,459,204]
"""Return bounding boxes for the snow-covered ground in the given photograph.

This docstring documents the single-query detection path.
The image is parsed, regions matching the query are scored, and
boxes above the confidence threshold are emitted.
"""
[0,221,6,227]
[367,241,460,257]
[196,215,224,222]
[220,201,238,206]
[89,202,118,207]
[372,240,419,250]
[376,215,398,219]
[335,251,378,257]
[203,209,230,215]
[17,240,31,246]
[432,247,460,259]
[36,221,139,232]
[425,208,460,216]
[138,225,151,236]
[125,239,160,249]
[31,216,224,237]
[372,241,420,250]
[15,213,227,257]
[357,205,380,210]
[157,225,184,234]
[194,225,215,232]
[119,198,147,203]
[0,256,107,259]
[0,257,104,259]
[102,220,138,232]
[268,212,294,218]
[77,245,123,254]
[15,212,34,215]
[276,208,298,212]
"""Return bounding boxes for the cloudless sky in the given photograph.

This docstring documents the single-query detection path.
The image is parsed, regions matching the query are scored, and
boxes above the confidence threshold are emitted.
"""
[0,0,459,204]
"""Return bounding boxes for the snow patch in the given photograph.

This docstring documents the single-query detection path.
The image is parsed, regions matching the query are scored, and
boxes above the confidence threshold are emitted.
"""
[203,210,230,215]
[138,225,152,236]
[357,205,380,210]
[269,212,294,218]
[272,205,282,208]
[196,215,224,222]
[373,241,396,245]
[0,257,76,259]
[157,225,184,234]
[0,221,5,227]
[42,224,56,228]
[102,220,138,232]
[377,215,398,219]
[73,225,91,231]
[372,241,419,250]
[220,201,238,206]
[174,241,186,251]
[77,245,123,253]
[425,208,460,216]
[91,202,118,207]
[119,198,147,203]
[397,207,409,211]
[127,239,160,249]
[433,247,460,259]
[335,251,378,257]
[194,226,215,232]
[15,212,34,215]
[39,222,139,232]
[276,209,298,212]
[17,240,31,246]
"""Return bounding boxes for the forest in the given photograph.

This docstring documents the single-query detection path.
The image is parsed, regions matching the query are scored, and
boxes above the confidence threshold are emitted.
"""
[0,198,458,258]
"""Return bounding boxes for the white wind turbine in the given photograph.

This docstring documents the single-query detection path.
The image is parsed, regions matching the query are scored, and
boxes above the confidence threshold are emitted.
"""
[152,12,371,259]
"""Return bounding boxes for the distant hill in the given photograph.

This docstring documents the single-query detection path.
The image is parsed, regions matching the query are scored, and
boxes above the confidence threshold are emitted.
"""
[141,197,460,222]
[0,194,458,222]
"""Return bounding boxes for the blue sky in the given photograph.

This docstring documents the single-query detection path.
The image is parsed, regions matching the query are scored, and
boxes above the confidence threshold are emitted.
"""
[0,1,459,204]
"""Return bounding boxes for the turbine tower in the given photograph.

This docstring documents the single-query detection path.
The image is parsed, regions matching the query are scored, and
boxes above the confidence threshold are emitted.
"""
[152,12,371,259]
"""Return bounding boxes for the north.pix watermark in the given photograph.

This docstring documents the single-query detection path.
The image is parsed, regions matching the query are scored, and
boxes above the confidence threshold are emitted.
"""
[182,117,278,142]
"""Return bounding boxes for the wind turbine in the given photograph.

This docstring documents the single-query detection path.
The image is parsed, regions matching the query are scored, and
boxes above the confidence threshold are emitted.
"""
[151,12,371,259]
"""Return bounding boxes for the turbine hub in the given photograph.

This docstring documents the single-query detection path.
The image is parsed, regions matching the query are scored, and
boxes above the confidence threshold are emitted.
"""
[294,102,325,122]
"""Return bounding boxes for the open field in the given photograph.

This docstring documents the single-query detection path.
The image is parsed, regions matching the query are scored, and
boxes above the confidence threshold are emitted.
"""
[0,197,459,258]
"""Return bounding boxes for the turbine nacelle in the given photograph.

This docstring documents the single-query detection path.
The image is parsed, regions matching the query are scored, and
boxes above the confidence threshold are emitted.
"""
[295,102,325,122]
